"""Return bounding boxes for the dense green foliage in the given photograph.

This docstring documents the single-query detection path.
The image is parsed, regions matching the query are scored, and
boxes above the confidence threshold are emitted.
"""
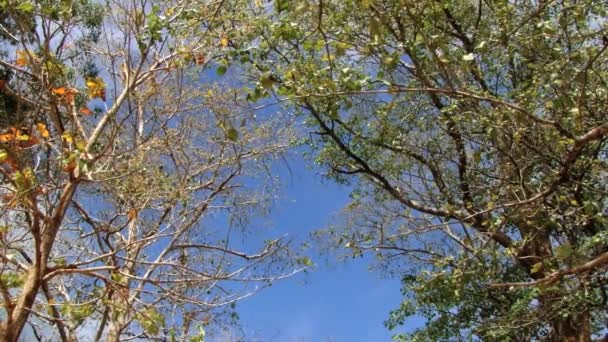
[242,0,608,340]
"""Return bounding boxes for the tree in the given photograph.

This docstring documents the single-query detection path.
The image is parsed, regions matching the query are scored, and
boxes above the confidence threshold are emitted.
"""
[0,0,300,340]
[244,0,608,340]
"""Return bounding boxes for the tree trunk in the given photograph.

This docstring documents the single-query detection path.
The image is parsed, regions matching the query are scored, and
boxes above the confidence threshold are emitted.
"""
[0,182,78,341]
[5,267,42,342]
[516,220,591,341]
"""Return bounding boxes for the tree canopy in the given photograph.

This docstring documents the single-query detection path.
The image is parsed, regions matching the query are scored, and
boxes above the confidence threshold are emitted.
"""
[241,0,608,340]
[1,0,607,341]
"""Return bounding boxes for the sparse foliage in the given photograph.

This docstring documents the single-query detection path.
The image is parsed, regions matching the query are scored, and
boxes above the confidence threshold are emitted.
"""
[0,0,299,341]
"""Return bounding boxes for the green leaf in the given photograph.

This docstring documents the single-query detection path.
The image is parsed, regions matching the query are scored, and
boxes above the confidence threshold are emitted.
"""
[16,1,34,13]
[299,256,313,266]
[216,65,227,76]
[226,127,239,141]
[260,71,275,89]
[1,272,24,288]
[111,272,126,285]
[137,307,165,336]
[53,257,67,266]
[531,262,543,274]
[71,303,94,324]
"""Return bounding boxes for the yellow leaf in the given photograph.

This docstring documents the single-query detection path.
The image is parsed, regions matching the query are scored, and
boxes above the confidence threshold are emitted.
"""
[220,36,229,48]
[62,132,73,143]
[85,77,106,101]
[36,123,49,138]
[85,79,97,89]
[16,133,31,141]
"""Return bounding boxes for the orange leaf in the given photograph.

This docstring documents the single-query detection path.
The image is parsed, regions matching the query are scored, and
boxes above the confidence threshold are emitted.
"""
[53,87,78,105]
[0,131,15,142]
[15,50,28,67]
[52,87,67,95]
[127,208,138,221]
[36,123,49,138]
[79,107,93,115]
[0,127,20,143]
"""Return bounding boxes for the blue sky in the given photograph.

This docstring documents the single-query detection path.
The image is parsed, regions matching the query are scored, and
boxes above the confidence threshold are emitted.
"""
[231,156,416,341]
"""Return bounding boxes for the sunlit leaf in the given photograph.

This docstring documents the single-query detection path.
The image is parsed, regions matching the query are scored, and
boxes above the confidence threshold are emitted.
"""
[462,53,475,61]
[62,132,73,143]
[15,2,34,13]
[52,87,68,95]
[0,128,16,142]
[220,36,229,47]
[36,123,49,138]
[53,87,78,105]
[531,262,543,274]
[85,77,106,101]
[15,50,29,67]
[79,107,93,115]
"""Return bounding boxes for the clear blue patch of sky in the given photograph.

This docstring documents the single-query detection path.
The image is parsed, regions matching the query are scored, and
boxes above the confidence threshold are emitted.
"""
[227,155,420,342]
